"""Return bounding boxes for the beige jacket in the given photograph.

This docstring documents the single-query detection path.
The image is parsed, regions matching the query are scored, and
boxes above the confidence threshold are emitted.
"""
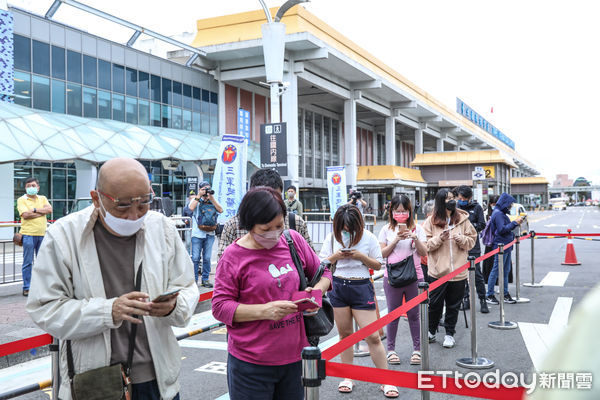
[26,206,199,400]
[422,209,477,282]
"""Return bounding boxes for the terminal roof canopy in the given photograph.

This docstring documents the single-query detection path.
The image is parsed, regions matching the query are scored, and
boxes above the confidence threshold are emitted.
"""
[410,150,518,168]
[0,101,259,165]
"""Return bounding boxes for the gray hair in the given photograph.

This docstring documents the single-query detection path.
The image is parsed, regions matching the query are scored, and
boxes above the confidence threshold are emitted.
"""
[422,200,435,217]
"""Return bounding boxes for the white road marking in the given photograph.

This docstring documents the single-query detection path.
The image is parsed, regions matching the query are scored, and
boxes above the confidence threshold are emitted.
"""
[179,340,228,351]
[519,297,573,371]
[0,356,50,393]
[576,211,585,230]
[539,272,569,287]
[543,223,568,228]
[195,361,227,375]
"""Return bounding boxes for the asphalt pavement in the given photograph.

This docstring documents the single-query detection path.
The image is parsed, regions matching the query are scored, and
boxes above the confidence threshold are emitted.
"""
[3,207,600,399]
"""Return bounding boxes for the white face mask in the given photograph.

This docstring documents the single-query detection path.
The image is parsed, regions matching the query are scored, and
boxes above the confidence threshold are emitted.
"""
[99,198,147,236]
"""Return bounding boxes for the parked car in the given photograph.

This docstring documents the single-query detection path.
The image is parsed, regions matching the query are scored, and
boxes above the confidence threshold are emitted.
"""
[552,202,567,211]
[509,203,529,236]
[69,197,93,214]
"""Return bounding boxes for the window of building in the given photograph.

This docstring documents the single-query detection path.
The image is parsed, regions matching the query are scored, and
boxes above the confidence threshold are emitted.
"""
[172,107,182,129]
[161,78,171,104]
[150,102,161,127]
[192,112,200,133]
[172,81,182,107]
[183,110,192,131]
[112,64,125,94]
[210,92,218,135]
[161,105,171,127]
[150,75,161,102]
[14,71,30,107]
[51,46,65,80]
[32,75,50,111]
[66,83,82,116]
[324,117,331,167]
[192,87,201,112]
[138,71,149,99]
[32,40,50,76]
[83,55,97,87]
[126,67,137,96]
[126,97,137,125]
[67,50,81,83]
[14,34,31,72]
[83,87,97,118]
[183,84,192,109]
[51,79,65,114]
[332,119,339,164]
[200,89,210,133]
[98,59,111,90]
[98,90,111,119]
[298,110,303,177]
[305,111,313,177]
[138,99,149,125]
[112,93,124,121]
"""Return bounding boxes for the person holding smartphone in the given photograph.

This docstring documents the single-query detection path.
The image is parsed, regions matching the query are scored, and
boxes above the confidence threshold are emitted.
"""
[378,195,427,366]
[319,204,398,398]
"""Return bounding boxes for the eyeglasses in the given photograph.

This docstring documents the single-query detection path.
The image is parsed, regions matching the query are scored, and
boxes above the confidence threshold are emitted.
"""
[98,190,154,210]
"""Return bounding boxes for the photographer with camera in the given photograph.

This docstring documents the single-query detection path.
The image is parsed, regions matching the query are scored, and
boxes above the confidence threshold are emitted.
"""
[188,181,223,287]
[348,189,367,214]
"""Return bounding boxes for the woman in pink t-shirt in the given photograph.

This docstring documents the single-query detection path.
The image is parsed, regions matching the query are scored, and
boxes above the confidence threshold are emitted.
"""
[378,195,427,366]
[212,187,331,400]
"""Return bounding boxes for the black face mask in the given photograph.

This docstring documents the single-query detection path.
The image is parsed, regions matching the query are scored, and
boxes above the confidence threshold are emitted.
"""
[445,200,457,212]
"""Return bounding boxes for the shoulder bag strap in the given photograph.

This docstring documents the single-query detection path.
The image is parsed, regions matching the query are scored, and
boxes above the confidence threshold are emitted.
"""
[126,263,143,375]
[66,340,75,381]
[283,230,308,290]
[288,213,296,231]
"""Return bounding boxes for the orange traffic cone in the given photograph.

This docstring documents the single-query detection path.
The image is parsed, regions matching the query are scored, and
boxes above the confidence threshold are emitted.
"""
[400,294,408,319]
[562,229,581,266]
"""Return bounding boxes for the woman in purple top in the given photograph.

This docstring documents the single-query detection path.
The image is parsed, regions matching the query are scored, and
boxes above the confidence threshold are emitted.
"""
[378,195,427,366]
[212,187,331,400]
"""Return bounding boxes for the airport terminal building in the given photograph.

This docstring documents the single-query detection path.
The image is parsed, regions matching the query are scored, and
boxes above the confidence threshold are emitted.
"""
[0,4,543,233]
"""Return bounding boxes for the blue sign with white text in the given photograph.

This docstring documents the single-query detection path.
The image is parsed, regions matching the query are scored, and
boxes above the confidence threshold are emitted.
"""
[456,98,514,149]
[238,109,250,141]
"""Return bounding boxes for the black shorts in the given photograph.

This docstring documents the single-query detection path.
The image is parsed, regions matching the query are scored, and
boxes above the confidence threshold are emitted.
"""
[329,277,376,310]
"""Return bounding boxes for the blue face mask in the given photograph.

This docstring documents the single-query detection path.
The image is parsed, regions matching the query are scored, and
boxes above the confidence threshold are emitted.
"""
[342,230,350,240]
[26,187,38,196]
[458,199,469,207]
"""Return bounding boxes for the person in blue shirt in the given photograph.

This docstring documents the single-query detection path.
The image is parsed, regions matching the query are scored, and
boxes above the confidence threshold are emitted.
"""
[187,181,223,287]
[485,193,523,305]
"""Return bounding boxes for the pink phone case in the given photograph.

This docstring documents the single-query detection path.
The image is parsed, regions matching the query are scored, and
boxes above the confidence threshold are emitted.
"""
[291,290,322,311]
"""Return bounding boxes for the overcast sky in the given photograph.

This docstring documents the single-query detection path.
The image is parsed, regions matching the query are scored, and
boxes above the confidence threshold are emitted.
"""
[10,0,599,185]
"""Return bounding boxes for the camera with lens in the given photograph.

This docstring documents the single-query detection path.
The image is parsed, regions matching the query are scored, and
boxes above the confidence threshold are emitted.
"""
[203,188,215,196]
[350,191,362,201]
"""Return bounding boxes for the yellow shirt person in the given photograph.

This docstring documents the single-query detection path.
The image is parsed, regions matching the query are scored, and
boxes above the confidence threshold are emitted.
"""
[17,178,52,296]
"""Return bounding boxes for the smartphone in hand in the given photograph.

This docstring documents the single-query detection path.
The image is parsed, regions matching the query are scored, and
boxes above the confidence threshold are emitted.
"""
[291,290,322,312]
[398,223,408,232]
[152,289,181,303]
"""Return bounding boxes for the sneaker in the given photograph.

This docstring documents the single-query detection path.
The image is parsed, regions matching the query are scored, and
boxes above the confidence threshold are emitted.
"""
[486,295,499,305]
[428,332,436,343]
[480,299,490,314]
[504,293,517,304]
[201,281,214,288]
[22,289,29,297]
[463,298,470,310]
[443,335,455,348]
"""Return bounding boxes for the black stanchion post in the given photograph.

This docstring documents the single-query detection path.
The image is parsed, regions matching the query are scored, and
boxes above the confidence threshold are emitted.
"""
[523,231,543,288]
[489,244,517,330]
[456,257,494,369]
[418,281,430,400]
[302,346,325,400]
[514,235,530,303]
[50,338,59,399]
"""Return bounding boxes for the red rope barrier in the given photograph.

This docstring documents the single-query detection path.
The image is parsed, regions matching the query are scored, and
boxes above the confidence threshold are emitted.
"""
[325,361,526,400]
[0,334,52,358]
[198,291,213,302]
[535,232,600,237]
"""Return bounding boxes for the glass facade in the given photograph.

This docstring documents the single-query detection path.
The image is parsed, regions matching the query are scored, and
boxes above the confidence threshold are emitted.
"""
[12,34,219,135]
[298,107,341,180]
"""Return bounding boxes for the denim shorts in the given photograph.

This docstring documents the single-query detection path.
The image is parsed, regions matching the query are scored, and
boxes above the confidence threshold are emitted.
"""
[329,277,376,310]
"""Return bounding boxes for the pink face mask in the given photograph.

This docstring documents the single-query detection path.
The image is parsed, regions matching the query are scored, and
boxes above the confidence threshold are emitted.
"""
[393,211,410,223]
[252,228,284,249]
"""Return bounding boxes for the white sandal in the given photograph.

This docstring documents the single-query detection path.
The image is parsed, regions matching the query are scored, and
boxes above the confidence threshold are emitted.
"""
[410,350,421,365]
[338,379,353,393]
[381,384,399,398]
[386,350,401,365]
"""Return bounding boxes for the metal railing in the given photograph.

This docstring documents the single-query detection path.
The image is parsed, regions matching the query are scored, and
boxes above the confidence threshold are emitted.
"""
[1,240,21,284]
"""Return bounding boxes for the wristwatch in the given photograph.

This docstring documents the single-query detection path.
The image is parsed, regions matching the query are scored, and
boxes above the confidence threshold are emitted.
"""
[194,197,200,202]
[33,208,37,213]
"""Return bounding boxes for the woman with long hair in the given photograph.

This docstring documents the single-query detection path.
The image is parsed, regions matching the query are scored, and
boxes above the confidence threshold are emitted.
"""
[422,189,477,348]
[378,195,427,365]
[320,204,398,398]
[212,187,332,400]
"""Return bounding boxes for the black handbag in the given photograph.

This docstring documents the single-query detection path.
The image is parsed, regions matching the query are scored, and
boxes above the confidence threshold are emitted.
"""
[387,254,418,288]
[66,264,143,400]
[283,230,334,347]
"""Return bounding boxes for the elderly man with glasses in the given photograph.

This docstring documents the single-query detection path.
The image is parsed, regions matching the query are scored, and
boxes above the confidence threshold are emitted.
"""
[26,158,199,400]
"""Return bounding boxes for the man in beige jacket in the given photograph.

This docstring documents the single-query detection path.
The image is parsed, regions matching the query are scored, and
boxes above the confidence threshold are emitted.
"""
[422,188,477,348]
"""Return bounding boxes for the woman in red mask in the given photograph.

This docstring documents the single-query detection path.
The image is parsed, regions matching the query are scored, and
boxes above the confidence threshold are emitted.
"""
[378,195,427,366]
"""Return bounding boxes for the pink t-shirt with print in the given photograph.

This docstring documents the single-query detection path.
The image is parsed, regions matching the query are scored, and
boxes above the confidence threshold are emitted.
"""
[212,229,332,366]
[378,223,426,280]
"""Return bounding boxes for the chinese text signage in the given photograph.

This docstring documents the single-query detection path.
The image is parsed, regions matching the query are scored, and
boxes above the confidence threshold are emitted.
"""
[260,122,288,176]
[456,98,514,149]
[238,109,250,141]
[213,135,247,224]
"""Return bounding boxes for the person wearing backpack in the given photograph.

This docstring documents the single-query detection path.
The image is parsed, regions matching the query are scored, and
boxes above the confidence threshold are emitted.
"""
[189,181,223,287]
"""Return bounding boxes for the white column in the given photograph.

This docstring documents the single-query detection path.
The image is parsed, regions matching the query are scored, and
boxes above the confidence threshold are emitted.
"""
[282,61,299,185]
[436,138,444,152]
[344,98,358,187]
[216,66,226,136]
[385,117,396,166]
[75,160,97,198]
[415,127,424,155]
[0,163,13,239]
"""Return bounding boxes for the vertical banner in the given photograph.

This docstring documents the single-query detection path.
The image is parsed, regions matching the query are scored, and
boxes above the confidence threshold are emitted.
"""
[238,108,250,141]
[326,166,348,219]
[213,135,248,224]
[0,10,13,103]
[260,122,288,176]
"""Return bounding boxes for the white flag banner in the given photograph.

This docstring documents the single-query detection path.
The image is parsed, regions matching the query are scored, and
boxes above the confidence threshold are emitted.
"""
[326,166,348,219]
[213,135,247,224]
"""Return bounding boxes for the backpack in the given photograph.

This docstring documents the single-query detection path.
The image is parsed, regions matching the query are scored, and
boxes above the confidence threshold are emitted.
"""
[196,201,218,232]
[480,218,494,247]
